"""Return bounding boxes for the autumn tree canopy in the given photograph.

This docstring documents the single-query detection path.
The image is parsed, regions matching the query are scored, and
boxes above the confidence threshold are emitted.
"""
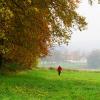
[0,0,87,68]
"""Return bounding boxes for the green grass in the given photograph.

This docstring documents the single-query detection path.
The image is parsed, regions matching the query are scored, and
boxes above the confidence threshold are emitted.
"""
[0,68,100,100]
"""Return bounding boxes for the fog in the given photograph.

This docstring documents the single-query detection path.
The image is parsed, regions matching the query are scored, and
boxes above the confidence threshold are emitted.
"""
[40,0,100,70]
[53,0,100,55]
[63,0,100,52]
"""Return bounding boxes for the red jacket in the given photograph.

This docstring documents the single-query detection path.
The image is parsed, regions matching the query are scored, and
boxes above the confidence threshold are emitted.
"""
[57,66,62,71]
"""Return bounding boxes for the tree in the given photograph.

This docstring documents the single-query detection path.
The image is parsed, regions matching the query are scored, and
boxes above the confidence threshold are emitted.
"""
[87,50,100,68]
[88,0,100,5]
[0,0,87,69]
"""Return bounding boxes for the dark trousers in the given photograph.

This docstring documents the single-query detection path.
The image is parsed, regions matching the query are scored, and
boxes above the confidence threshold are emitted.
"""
[58,71,61,76]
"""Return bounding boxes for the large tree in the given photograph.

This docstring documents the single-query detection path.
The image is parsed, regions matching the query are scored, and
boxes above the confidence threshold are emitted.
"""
[0,0,87,68]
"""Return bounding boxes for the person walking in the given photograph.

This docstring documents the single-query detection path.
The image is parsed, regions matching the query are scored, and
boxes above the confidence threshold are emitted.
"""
[57,65,62,76]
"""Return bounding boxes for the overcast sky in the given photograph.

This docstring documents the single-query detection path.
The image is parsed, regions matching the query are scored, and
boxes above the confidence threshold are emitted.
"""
[59,0,100,53]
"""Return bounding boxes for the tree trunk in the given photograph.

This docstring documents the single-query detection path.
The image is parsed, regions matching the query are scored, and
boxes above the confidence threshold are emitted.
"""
[0,54,3,69]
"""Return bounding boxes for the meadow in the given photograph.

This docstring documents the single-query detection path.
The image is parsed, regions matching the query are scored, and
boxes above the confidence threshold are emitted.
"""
[0,68,100,100]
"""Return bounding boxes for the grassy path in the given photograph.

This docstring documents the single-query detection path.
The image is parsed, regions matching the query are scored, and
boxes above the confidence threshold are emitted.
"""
[0,68,100,100]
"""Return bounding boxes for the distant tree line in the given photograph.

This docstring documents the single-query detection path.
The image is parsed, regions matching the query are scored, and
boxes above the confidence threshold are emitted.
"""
[87,50,100,68]
[42,49,86,63]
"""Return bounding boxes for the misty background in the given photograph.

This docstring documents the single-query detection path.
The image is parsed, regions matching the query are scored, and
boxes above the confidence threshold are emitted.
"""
[40,0,100,70]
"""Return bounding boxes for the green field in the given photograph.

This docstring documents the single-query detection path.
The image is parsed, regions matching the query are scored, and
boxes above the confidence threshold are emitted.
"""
[0,68,100,100]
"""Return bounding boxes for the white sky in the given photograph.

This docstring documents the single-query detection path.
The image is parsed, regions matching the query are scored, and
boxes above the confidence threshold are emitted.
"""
[64,0,100,52]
